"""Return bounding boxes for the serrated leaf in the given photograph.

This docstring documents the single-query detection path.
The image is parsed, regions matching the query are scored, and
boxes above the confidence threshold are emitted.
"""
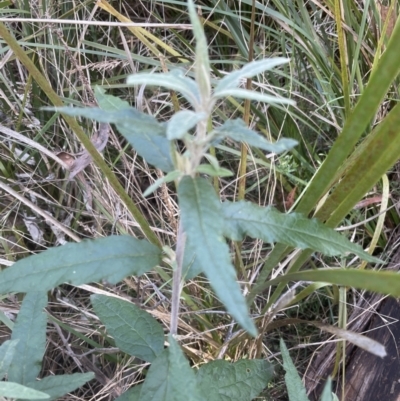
[91,295,164,362]
[114,385,142,401]
[196,359,274,401]
[127,69,201,108]
[25,372,95,401]
[167,110,206,140]
[196,164,233,177]
[0,340,19,380]
[320,377,333,401]
[0,382,49,399]
[215,58,290,93]
[139,335,202,401]
[212,88,296,105]
[8,292,47,384]
[188,0,211,101]
[222,201,380,263]
[44,105,174,172]
[0,236,161,294]
[178,176,257,336]
[215,119,298,153]
[280,339,310,401]
[143,170,181,198]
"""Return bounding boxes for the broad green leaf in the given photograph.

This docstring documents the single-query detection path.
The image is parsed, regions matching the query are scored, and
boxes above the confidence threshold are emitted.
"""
[178,176,257,336]
[188,0,211,101]
[8,292,47,384]
[139,335,202,401]
[0,382,49,399]
[182,234,203,279]
[215,58,290,93]
[0,340,18,379]
[94,86,131,111]
[212,88,295,105]
[222,201,380,263]
[44,106,174,172]
[266,268,400,297]
[25,372,95,401]
[115,385,142,401]
[91,294,164,362]
[214,119,298,153]
[196,359,274,401]
[167,110,206,140]
[280,339,310,401]
[143,170,181,198]
[0,236,161,294]
[127,69,201,108]
[196,164,233,177]
[320,377,334,401]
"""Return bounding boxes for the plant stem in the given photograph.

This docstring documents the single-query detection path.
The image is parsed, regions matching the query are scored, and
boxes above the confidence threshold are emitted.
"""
[170,221,186,335]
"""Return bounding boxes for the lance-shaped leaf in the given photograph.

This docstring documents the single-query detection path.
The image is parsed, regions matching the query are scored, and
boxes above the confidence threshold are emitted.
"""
[0,340,19,380]
[212,88,295,105]
[91,295,164,362]
[222,201,380,263]
[8,292,47,385]
[139,335,202,401]
[214,119,298,153]
[188,0,211,101]
[0,382,49,400]
[26,372,95,401]
[280,339,310,401]
[167,110,206,140]
[0,236,161,294]
[127,69,201,108]
[196,359,274,401]
[215,58,290,93]
[45,105,174,172]
[179,176,257,336]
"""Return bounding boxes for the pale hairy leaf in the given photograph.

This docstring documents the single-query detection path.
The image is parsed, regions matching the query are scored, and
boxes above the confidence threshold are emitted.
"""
[0,382,49,400]
[0,340,18,380]
[214,119,297,153]
[215,58,290,93]
[213,88,295,105]
[167,110,206,140]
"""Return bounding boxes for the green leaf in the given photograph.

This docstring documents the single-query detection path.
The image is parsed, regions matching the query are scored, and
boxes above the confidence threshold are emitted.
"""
[0,236,161,294]
[0,340,19,379]
[167,110,206,140]
[44,105,174,172]
[196,359,274,401]
[266,268,400,297]
[0,382,49,399]
[215,119,298,153]
[143,170,181,198]
[187,0,211,101]
[178,176,257,336]
[215,58,290,93]
[196,164,233,177]
[280,339,310,401]
[8,292,47,384]
[25,373,95,401]
[182,234,203,279]
[127,69,201,108]
[91,295,164,362]
[115,385,142,401]
[222,201,380,263]
[320,377,334,401]
[139,335,202,401]
[212,88,295,105]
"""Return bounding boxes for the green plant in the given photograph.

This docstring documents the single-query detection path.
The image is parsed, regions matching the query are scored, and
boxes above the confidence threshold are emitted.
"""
[1,1,400,400]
